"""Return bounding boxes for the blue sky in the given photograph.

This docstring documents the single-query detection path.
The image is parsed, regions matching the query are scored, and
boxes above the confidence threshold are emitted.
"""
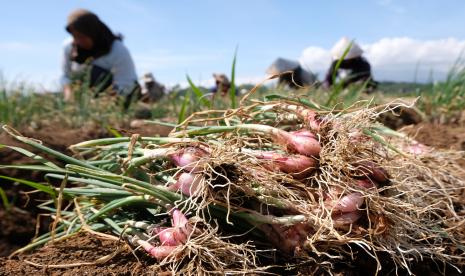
[1,0,465,90]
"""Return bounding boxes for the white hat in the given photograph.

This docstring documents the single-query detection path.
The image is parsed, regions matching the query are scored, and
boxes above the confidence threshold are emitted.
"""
[330,37,363,60]
[142,72,155,83]
[266,58,300,75]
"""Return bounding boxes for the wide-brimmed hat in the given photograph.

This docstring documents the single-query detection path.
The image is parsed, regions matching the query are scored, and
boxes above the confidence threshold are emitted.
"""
[266,58,300,75]
[330,37,363,60]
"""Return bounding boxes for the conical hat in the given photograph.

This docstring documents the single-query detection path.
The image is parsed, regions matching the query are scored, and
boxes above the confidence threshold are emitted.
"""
[266,58,300,75]
[330,37,363,60]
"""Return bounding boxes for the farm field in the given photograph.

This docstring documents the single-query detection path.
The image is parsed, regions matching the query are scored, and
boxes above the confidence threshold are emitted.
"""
[0,78,464,275]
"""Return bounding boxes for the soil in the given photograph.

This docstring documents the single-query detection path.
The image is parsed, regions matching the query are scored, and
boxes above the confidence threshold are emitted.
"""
[377,106,423,130]
[401,122,465,170]
[0,232,158,276]
[0,122,173,261]
[0,122,463,275]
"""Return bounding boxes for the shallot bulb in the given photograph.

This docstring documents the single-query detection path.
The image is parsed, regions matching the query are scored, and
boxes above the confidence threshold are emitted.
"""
[169,172,203,196]
[332,192,364,213]
[277,104,323,132]
[168,147,209,173]
[404,141,429,155]
[332,211,362,228]
[145,209,192,259]
[261,222,313,254]
[354,161,390,184]
[252,151,318,179]
[277,129,321,157]
[356,179,376,189]
[137,240,177,260]
[153,227,179,246]
[172,209,192,241]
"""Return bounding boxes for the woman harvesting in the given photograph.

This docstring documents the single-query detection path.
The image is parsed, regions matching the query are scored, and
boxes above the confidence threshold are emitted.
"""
[61,9,139,108]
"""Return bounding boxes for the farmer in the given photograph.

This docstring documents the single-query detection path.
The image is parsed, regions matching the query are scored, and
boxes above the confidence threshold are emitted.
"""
[210,73,232,97]
[266,58,317,89]
[323,37,377,89]
[61,9,139,109]
[140,72,166,103]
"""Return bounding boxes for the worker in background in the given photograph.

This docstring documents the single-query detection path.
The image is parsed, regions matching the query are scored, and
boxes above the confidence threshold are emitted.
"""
[140,72,165,103]
[323,37,377,90]
[210,73,232,97]
[61,9,139,109]
[266,58,317,89]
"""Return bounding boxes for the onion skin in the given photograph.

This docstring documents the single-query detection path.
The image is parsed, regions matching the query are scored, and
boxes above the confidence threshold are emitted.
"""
[261,223,314,254]
[295,108,322,132]
[404,141,429,155]
[356,179,376,189]
[253,151,318,179]
[154,227,179,246]
[169,172,203,196]
[276,129,321,157]
[333,193,364,213]
[150,209,192,248]
[137,240,177,260]
[172,209,193,239]
[168,147,209,173]
[279,104,322,132]
[354,161,390,184]
[332,211,362,228]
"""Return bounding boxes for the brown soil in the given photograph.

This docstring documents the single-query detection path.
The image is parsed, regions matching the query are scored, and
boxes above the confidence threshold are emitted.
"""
[377,106,423,130]
[0,232,158,276]
[401,122,465,170]
[0,122,463,275]
[401,122,465,151]
[0,122,173,260]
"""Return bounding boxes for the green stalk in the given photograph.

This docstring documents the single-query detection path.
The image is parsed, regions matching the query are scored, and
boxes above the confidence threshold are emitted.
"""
[230,46,238,109]
[0,187,11,211]
[66,165,182,203]
[45,173,123,190]
[71,137,192,149]
[87,195,156,222]
[0,165,66,174]
[0,144,61,169]
[170,123,280,138]
[143,120,199,130]
[122,183,179,204]
[326,40,353,106]
[61,187,131,197]
[0,175,55,196]
[125,147,173,174]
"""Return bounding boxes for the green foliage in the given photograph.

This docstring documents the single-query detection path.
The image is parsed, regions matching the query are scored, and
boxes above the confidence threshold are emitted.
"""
[0,187,11,211]
[417,58,465,121]
[229,47,238,109]
[186,74,211,108]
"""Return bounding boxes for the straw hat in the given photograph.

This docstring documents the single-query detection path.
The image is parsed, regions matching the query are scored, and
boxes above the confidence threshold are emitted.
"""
[266,58,300,75]
[330,37,363,60]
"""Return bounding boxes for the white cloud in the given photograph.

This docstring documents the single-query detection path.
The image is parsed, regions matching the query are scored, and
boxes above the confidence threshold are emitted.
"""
[299,37,465,82]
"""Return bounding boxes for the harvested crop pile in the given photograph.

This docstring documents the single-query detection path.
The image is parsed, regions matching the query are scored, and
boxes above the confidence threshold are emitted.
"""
[1,97,464,275]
